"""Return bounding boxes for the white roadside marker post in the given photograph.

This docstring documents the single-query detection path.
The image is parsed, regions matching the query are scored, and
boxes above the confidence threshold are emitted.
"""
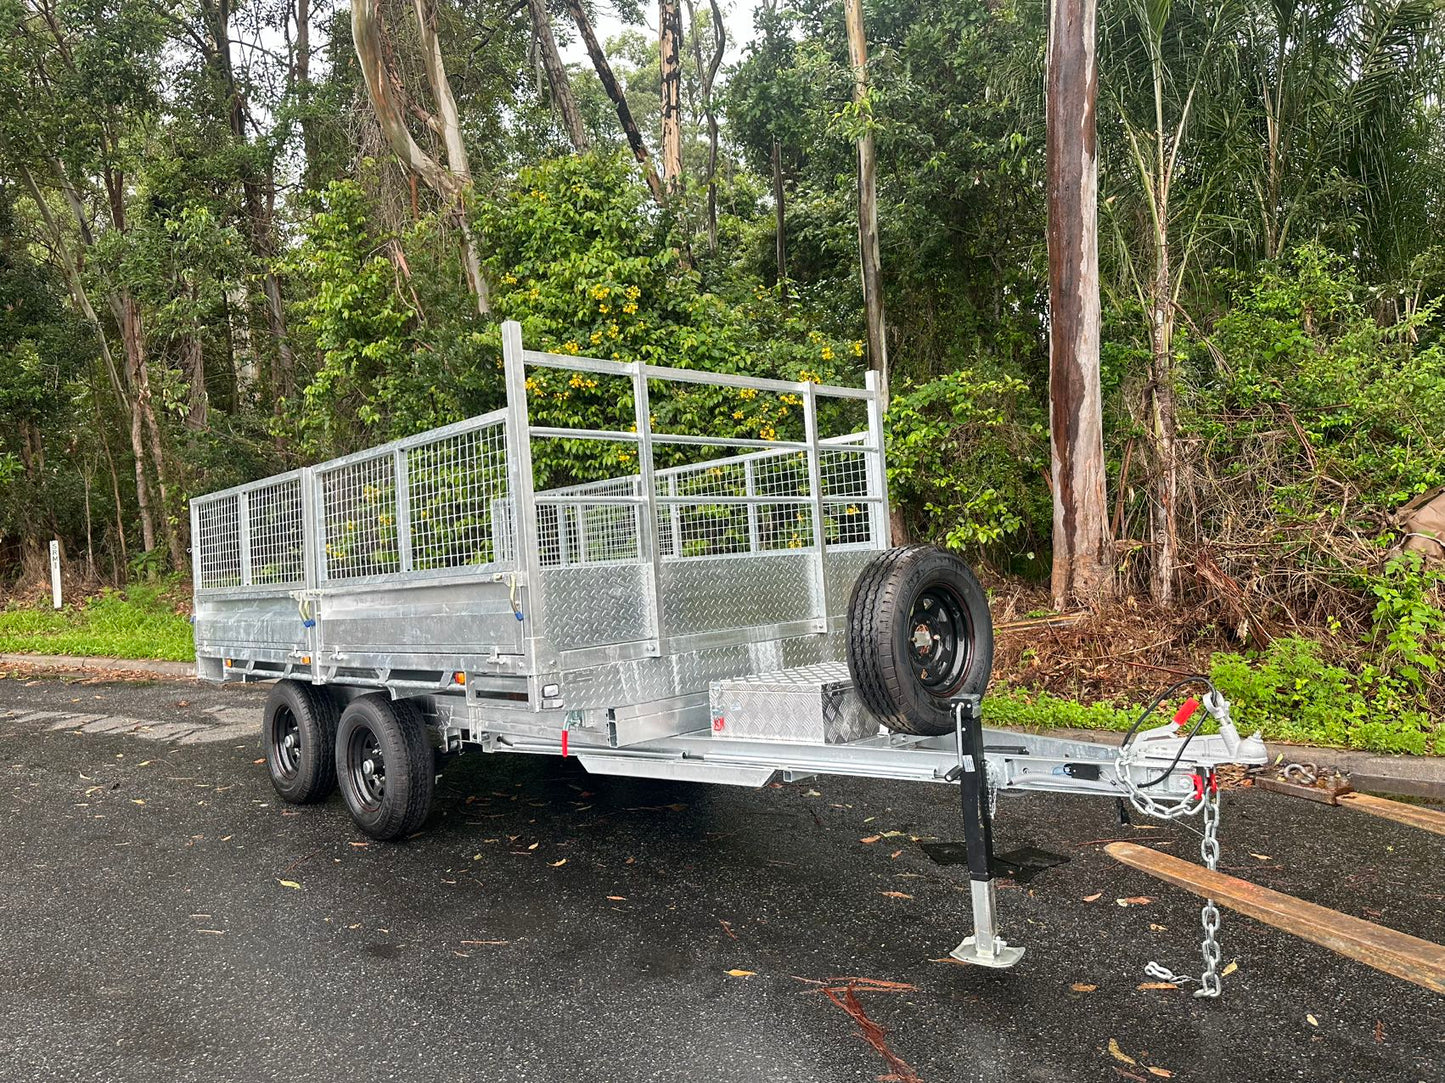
[50,539,62,609]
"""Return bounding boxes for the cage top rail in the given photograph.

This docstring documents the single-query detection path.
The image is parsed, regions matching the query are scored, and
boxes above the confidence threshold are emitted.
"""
[520,348,875,401]
[190,408,511,508]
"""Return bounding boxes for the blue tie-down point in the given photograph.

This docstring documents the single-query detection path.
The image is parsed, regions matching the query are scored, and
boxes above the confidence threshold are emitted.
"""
[303,619,317,628]
[514,611,525,621]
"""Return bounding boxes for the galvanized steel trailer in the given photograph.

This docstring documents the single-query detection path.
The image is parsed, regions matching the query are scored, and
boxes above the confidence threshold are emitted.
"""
[191,321,1266,971]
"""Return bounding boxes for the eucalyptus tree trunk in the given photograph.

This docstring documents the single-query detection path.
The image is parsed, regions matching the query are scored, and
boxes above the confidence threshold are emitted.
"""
[772,140,788,307]
[1045,0,1114,608]
[200,0,294,401]
[565,0,666,204]
[684,0,724,249]
[658,0,684,194]
[527,0,588,151]
[843,0,888,401]
[352,0,490,312]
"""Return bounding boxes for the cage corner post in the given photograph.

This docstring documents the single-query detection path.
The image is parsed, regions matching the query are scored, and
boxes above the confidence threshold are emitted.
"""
[502,320,549,667]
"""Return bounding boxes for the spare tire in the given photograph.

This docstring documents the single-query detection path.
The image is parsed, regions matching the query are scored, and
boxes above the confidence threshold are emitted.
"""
[846,546,993,736]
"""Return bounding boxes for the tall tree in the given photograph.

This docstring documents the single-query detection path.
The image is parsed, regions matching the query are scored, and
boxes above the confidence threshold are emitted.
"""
[843,0,888,399]
[1101,0,1233,605]
[565,0,666,204]
[1046,0,1114,608]
[684,0,724,249]
[658,0,684,193]
[528,0,588,151]
[351,0,490,312]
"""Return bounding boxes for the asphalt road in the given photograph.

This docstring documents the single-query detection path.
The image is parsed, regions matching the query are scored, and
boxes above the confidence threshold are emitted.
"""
[1,676,1441,1083]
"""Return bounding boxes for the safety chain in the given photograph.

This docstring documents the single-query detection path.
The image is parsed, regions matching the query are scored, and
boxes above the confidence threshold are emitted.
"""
[1142,787,1224,997]
[1116,688,1232,999]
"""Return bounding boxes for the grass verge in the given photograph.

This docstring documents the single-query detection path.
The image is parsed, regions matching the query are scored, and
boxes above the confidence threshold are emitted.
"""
[0,582,194,662]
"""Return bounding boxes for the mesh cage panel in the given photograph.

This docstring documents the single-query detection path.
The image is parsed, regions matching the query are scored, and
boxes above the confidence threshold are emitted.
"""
[196,496,242,589]
[248,478,305,585]
[321,456,400,580]
[408,421,511,571]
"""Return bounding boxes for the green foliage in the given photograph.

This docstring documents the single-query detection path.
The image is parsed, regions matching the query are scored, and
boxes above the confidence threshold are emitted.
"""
[885,366,1049,561]
[1210,636,1436,755]
[1366,551,1445,687]
[473,153,863,486]
[0,581,194,661]
[1201,246,1445,515]
[982,687,1139,731]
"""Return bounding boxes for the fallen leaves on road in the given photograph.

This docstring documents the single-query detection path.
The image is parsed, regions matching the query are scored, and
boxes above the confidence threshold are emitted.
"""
[1083,892,1102,903]
[277,879,301,890]
[1306,1014,1319,1027]
[880,891,913,900]
[1222,960,1238,976]
[1137,982,1177,991]
[1147,1067,1174,1078]
[1115,896,1152,907]
[1071,983,1097,993]
[719,919,736,940]
[460,939,507,946]
[1108,1038,1137,1065]
[725,969,755,978]
[606,895,626,901]
[548,859,567,867]
[860,835,881,844]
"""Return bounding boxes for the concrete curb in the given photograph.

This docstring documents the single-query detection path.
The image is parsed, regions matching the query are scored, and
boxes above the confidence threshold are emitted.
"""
[0,652,194,680]
[1006,725,1445,802]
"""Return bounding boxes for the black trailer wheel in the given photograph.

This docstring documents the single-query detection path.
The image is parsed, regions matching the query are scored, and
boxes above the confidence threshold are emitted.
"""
[335,695,435,841]
[846,546,994,736]
[263,680,340,804]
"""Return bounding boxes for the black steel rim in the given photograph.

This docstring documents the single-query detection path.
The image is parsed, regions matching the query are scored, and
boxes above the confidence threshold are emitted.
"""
[271,705,301,779]
[347,724,386,811]
[905,583,972,696]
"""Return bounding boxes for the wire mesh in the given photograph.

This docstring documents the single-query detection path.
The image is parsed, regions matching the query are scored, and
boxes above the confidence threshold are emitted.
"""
[248,478,305,586]
[408,421,511,572]
[196,496,242,590]
[535,475,641,567]
[320,454,400,580]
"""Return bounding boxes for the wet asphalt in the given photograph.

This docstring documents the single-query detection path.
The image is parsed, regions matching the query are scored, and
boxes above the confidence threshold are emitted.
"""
[0,676,1441,1083]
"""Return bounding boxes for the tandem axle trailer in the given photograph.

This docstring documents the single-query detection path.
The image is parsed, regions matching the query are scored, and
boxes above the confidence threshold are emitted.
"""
[191,321,1266,974]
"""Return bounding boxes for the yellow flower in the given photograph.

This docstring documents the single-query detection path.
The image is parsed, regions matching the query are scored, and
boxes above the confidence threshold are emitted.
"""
[739,387,757,400]
[732,411,743,419]
[608,323,620,338]
[759,425,776,440]
[625,285,640,300]
[599,303,610,314]
[853,340,865,357]
[569,374,585,388]
[562,340,580,354]
[821,345,835,361]
[622,302,638,315]
[590,330,603,345]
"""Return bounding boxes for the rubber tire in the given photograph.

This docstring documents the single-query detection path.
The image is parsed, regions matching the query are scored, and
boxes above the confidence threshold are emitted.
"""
[263,680,340,804]
[335,695,435,841]
[846,545,994,736]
